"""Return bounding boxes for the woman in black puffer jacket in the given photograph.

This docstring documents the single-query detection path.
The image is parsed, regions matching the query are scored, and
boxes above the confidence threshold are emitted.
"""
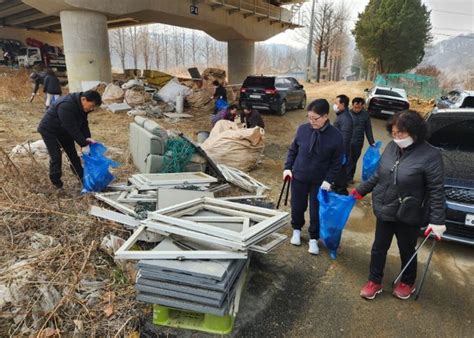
[351,110,446,300]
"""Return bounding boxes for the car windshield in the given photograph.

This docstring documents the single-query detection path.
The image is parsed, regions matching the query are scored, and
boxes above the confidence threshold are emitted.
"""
[428,119,474,180]
[375,89,403,98]
[243,77,274,88]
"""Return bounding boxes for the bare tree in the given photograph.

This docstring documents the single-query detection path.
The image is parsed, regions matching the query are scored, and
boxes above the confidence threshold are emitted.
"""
[110,28,128,70]
[296,0,349,82]
[127,26,140,69]
[152,26,162,70]
[139,26,152,70]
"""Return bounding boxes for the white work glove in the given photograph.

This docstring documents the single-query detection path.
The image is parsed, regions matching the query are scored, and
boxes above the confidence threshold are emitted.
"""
[321,181,331,191]
[283,169,292,181]
[425,224,446,241]
[81,145,90,155]
[86,137,96,144]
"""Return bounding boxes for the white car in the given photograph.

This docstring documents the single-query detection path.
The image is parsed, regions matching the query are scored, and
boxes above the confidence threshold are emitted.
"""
[436,89,474,109]
[365,86,410,117]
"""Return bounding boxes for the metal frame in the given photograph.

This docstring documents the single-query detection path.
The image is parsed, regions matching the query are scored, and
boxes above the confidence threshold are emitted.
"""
[146,197,289,250]
[89,205,140,228]
[115,225,248,260]
[94,192,138,217]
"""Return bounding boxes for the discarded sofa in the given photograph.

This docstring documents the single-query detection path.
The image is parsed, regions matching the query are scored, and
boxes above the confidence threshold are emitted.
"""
[129,116,168,173]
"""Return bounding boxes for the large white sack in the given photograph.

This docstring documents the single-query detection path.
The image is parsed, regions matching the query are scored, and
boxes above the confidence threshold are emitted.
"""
[156,78,192,104]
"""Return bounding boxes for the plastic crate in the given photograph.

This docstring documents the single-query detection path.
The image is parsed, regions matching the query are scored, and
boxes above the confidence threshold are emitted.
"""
[153,304,235,335]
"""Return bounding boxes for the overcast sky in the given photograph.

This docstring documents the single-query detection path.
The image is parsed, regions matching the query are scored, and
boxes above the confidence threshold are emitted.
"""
[267,0,474,47]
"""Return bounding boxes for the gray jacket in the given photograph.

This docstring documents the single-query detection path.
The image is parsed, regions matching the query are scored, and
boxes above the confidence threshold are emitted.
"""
[356,141,445,225]
[350,109,374,146]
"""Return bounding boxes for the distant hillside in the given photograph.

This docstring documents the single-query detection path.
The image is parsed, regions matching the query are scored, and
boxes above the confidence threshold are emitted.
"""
[420,34,474,86]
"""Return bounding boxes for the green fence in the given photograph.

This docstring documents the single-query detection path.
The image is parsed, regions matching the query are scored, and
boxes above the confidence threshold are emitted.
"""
[374,73,441,99]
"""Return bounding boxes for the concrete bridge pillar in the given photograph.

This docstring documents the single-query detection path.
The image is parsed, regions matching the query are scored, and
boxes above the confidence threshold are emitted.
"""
[60,10,112,92]
[227,39,255,85]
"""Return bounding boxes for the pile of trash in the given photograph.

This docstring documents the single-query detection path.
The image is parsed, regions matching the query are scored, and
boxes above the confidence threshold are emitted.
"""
[89,167,285,332]
[89,67,238,119]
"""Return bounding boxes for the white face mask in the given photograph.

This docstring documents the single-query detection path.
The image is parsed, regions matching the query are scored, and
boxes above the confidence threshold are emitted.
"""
[393,136,414,148]
[333,104,339,112]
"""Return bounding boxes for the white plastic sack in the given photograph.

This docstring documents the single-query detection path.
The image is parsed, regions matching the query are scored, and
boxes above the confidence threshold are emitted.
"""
[156,78,192,104]
[102,83,125,104]
[121,79,144,89]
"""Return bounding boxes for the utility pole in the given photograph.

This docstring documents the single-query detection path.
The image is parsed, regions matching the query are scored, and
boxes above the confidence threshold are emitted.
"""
[304,0,316,82]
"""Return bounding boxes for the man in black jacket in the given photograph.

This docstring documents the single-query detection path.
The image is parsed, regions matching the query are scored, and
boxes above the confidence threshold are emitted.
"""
[332,94,353,194]
[37,90,102,188]
[348,97,375,183]
[30,69,62,108]
[241,104,265,129]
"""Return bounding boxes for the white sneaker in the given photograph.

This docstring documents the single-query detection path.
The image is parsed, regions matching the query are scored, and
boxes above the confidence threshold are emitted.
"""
[290,229,301,246]
[308,239,319,255]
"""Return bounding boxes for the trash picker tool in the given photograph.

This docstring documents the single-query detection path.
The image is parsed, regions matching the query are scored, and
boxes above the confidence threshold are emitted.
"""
[276,176,291,209]
[392,228,432,287]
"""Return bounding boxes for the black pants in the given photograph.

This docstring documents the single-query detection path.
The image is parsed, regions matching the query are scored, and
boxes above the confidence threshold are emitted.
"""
[369,219,419,285]
[40,132,83,186]
[347,143,363,182]
[290,178,320,239]
[332,164,349,195]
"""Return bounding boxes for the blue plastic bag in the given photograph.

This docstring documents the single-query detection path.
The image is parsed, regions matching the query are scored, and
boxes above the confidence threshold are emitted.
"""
[215,98,228,111]
[318,189,356,259]
[362,141,382,181]
[82,143,119,193]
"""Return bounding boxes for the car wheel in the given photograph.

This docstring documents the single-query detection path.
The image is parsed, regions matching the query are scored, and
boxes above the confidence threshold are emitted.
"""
[299,95,307,109]
[278,100,287,116]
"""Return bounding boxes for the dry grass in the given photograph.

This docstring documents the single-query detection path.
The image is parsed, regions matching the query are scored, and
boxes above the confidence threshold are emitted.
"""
[0,147,144,336]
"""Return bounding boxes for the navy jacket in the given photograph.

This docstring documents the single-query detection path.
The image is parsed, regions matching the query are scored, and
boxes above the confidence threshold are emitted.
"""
[333,107,353,158]
[43,74,62,95]
[284,122,344,183]
[350,109,374,147]
[37,92,91,147]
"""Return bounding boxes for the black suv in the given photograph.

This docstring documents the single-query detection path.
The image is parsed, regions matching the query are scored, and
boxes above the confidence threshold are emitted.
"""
[426,108,474,245]
[239,75,306,115]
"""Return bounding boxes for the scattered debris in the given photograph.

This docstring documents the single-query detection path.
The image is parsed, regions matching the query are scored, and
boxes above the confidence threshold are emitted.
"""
[218,164,270,195]
[107,102,132,113]
[163,112,193,119]
[10,140,48,157]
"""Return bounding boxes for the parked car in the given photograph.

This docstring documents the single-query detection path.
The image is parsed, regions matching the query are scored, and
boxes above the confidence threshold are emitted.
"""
[426,107,474,245]
[365,86,410,118]
[239,75,306,115]
[436,89,474,109]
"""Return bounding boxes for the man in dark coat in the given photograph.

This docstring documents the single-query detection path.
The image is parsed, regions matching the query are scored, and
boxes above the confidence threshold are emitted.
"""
[241,104,265,129]
[30,69,62,107]
[332,94,353,194]
[37,90,102,188]
[347,97,375,183]
[284,99,344,255]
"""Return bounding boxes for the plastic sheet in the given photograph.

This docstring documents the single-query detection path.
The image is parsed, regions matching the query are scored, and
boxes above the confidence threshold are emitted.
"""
[362,141,382,181]
[318,189,356,259]
[82,143,119,193]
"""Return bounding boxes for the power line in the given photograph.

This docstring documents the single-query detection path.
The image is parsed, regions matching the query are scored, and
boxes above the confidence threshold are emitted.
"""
[431,9,474,17]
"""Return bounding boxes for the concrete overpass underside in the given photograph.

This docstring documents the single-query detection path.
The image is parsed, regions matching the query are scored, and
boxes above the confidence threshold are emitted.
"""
[1,0,306,91]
